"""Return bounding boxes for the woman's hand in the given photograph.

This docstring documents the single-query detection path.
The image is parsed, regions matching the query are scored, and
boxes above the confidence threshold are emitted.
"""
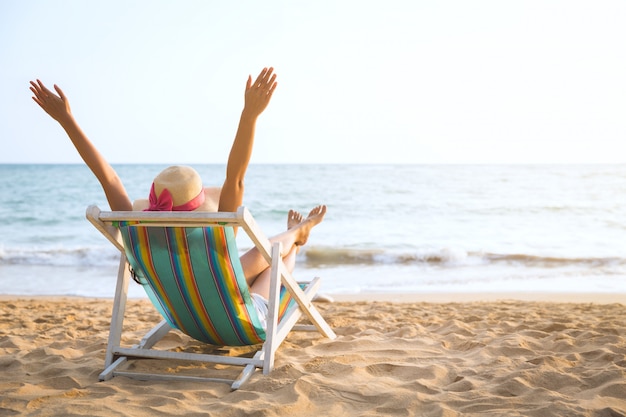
[242,67,277,119]
[29,79,132,211]
[30,80,73,125]
[218,67,278,214]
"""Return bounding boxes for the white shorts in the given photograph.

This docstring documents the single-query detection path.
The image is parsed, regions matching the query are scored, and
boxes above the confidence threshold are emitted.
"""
[251,293,269,330]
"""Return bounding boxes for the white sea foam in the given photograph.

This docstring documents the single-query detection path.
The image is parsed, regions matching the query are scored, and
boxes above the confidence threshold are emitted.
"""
[0,245,118,267]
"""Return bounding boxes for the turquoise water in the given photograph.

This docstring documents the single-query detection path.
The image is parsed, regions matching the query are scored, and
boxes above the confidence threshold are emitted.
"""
[2,164,626,297]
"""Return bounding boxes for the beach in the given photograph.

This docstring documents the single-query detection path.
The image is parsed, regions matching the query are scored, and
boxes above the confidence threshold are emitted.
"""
[1,293,625,417]
[3,164,626,415]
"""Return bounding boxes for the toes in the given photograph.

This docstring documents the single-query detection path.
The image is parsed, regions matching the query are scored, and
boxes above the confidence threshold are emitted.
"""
[308,204,327,218]
[288,209,304,229]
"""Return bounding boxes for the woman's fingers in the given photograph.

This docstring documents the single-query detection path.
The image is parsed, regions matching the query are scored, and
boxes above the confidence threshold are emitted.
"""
[54,84,67,102]
[252,67,276,90]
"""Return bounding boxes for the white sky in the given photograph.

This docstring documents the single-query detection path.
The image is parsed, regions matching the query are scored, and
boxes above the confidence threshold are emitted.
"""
[1,0,625,164]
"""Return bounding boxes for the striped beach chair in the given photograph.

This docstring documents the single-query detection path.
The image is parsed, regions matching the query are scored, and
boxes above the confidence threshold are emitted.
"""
[87,205,336,389]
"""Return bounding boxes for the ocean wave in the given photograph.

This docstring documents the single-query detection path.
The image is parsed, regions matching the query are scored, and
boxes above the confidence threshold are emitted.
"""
[2,243,625,271]
[481,253,625,267]
[301,246,626,269]
[0,246,119,267]
[302,247,469,266]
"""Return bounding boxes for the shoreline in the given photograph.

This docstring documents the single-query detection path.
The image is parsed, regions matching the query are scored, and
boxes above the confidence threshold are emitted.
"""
[332,291,626,304]
[1,291,624,304]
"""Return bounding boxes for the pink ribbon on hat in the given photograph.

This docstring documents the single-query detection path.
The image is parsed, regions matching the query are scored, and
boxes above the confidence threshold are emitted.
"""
[145,183,206,211]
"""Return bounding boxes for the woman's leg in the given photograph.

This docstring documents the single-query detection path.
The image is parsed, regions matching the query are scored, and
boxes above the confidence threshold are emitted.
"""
[240,205,326,290]
[249,244,298,299]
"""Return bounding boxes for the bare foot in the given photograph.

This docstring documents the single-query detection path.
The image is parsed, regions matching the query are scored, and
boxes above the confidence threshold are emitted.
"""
[287,210,303,229]
[294,205,327,246]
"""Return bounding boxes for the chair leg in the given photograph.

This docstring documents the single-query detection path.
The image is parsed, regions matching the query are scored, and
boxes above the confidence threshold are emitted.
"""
[99,356,127,381]
[232,351,264,390]
[279,267,337,340]
[104,255,131,369]
[262,242,282,374]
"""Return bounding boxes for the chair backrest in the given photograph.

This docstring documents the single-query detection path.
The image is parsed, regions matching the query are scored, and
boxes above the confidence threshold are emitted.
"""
[119,223,267,346]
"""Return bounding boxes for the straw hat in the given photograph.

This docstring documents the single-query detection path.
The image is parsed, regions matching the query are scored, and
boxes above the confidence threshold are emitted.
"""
[134,165,220,212]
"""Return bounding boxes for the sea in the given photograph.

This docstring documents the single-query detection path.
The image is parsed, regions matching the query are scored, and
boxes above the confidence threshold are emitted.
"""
[2,163,626,298]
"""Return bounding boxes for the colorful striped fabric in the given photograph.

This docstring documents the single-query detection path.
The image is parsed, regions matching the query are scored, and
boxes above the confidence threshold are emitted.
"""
[118,224,297,347]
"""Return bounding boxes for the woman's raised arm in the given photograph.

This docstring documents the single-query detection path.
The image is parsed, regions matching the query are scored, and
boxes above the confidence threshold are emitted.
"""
[218,67,277,212]
[30,80,132,211]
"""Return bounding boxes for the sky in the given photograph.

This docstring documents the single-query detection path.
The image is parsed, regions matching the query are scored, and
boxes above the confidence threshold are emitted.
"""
[1,0,625,164]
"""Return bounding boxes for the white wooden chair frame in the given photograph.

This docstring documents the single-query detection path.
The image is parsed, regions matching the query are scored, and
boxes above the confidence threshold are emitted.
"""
[86,205,336,389]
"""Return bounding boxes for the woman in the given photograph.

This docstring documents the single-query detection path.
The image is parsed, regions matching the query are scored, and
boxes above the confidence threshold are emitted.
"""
[30,67,326,327]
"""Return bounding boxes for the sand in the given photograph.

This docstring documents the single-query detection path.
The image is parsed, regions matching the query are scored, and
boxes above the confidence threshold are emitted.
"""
[1,294,625,417]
